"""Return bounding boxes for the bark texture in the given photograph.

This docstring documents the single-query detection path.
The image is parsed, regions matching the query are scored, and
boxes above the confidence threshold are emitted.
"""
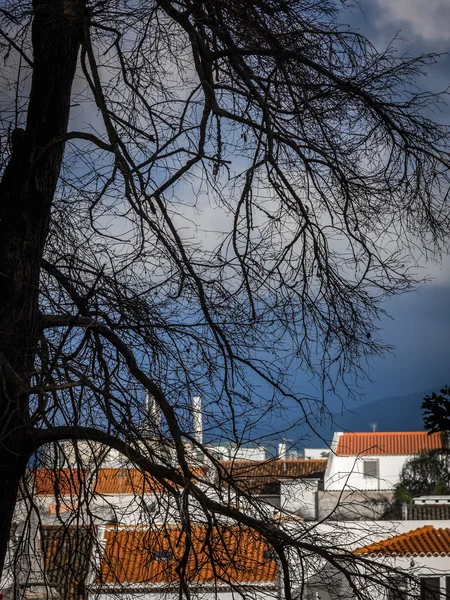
[0,0,85,573]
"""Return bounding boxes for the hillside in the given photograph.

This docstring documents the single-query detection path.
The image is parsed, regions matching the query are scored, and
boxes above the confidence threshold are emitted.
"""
[334,388,435,433]
[292,388,438,450]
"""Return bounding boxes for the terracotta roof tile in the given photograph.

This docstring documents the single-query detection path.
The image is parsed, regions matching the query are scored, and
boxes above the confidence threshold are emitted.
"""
[217,459,327,494]
[407,504,450,520]
[98,526,277,585]
[32,468,86,497]
[43,526,94,600]
[33,467,205,497]
[93,469,166,495]
[354,526,450,556]
[336,432,442,456]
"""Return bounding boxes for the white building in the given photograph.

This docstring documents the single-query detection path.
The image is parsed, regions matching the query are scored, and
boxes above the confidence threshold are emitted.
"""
[204,443,266,462]
[304,448,330,460]
[324,431,442,491]
[4,429,449,599]
[307,524,450,600]
[216,458,327,516]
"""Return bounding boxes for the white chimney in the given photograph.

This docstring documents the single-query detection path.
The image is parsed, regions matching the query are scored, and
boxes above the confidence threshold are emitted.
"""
[278,440,287,459]
[145,391,161,428]
[192,396,203,445]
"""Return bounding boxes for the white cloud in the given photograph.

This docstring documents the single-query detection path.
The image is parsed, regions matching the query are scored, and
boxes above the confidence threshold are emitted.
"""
[376,0,450,40]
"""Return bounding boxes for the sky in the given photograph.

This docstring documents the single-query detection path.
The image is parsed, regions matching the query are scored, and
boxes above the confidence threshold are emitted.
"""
[332,0,450,404]
[65,0,449,414]
[63,1,450,422]
[171,0,450,427]
[255,0,450,449]
[3,0,447,443]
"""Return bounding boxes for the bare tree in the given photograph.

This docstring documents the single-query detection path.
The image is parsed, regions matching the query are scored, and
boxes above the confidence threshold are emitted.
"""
[0,0,449,597]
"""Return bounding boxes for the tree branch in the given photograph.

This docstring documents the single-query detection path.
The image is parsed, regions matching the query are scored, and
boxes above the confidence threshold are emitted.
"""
[41,313,191,479]
[0,26,33,67]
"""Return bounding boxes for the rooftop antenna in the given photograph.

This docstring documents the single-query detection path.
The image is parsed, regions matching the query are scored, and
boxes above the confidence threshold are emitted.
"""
[192,396,203,445]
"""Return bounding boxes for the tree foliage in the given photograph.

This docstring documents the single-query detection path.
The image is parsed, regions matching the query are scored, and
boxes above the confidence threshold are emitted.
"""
[0,0,449,598]
[399,450,450,500]
[384,449,450,519]
[422,386,450,435]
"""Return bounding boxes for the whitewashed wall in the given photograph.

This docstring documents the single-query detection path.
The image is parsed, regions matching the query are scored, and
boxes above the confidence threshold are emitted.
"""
[204,444,266,461]
[304,449,330,460]
[324,454,409,491]
[281,479,319,520]
[90,588,278,600]
[307,554,450,600]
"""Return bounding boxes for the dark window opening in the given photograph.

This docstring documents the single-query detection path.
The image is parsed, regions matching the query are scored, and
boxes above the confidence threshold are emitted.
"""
[363,460,379,478]
[152,549,172,561]
[387,577,408,600]
[421,577,440,600]
[259,481,281,496]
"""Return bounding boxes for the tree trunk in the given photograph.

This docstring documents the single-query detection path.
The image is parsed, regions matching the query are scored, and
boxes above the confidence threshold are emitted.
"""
[0,442,32,574]
[0,0,85,575]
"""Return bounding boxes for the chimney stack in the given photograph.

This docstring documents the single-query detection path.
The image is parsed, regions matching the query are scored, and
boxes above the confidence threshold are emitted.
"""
[192,396,203,445]
[278,440,287,459]
[145,391,161,429]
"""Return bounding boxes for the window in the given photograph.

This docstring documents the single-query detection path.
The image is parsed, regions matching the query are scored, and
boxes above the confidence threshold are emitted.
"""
[420,577,440,600]
[387,577,408,600]
[259,481,281,496]
[263,547,277,562]
[152,549,172,561]
[363,459,379,478]
[446,577,450,600]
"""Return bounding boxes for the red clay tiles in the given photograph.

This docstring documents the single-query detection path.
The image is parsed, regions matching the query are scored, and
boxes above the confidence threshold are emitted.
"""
[98,525,278,584]
[218,459,327,493]
[336,432,442,456]
[32,468,86,497]
[354,526,450,556]
[32,467,201,497]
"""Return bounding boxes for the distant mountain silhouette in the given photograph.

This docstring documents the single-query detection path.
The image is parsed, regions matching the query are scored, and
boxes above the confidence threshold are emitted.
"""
[333,388,435,434]
[208,388,441,453]
[287,388,439,450]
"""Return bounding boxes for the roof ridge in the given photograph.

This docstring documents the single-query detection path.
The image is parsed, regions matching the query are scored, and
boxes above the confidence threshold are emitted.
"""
[336,431,441,456]
[342,431,430,435]
[354,526,450,556]
[220,458,327,464]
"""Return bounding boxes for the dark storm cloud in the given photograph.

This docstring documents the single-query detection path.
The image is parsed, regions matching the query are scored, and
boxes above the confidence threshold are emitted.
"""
[367,281,450,399]
[344,0,450,107]
[334,1,450,403]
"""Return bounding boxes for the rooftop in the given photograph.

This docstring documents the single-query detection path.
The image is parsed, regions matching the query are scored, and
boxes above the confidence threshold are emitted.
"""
[354,526,450,556]
[32,460,326,499]
[217,459,327,494]
[32,467,205,497]
[43,525,93,600]
[97,525,277,585]
[407,504,450,521]
[335,431,442,456]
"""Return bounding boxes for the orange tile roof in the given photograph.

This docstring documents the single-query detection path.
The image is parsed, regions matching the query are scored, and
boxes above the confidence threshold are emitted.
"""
[93,468,166,495]
[98,526,277,585]
[32,468,86,497]
[43,526,94,600]
[335,432,442,456]
[32,467,205,497]
[217,459,327,494]
[354,526,450,556]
